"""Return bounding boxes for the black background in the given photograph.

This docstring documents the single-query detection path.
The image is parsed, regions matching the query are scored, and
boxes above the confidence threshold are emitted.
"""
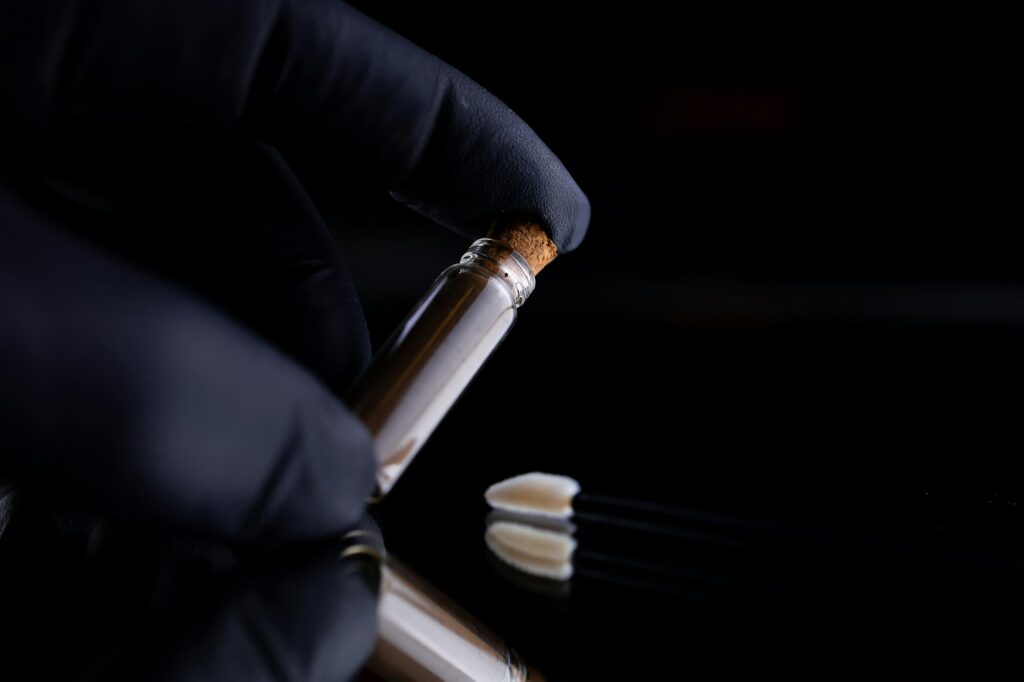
[348,2,1022,678]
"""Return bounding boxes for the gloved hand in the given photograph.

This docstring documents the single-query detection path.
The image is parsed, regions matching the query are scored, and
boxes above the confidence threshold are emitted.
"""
[0,0,589,543]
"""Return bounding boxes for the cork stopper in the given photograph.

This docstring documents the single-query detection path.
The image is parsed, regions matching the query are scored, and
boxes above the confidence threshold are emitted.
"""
[488,221,558,274]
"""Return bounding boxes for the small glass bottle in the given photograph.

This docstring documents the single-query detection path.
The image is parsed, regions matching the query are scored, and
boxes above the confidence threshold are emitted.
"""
[340,529,533,680]
[348,225,554,497]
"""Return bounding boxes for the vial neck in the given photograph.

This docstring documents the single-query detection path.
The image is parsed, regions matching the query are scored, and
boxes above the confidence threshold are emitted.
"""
[459,238,537,307]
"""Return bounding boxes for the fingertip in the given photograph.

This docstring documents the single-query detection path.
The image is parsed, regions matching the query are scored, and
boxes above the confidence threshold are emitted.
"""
[243,392,377,543]
[551,179,591,254]
[328,406,378,531]
[127,319,377,544]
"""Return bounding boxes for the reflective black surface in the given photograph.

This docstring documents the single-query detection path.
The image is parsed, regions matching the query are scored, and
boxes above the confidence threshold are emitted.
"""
[370,318,1024,679]
[0,495,377,681]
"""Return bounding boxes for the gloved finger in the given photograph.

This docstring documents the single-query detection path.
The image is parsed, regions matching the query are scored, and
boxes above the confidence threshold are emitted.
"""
[34,140,373,396]
[2,0,589,252]
[172,141,372,395]
[0,185,375,542]
[29,133,370,395]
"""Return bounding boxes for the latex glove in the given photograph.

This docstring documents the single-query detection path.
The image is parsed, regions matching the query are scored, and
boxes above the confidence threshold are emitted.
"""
[0,0,590,543]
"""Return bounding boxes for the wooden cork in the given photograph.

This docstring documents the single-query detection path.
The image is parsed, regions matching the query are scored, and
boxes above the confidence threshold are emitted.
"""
[488,220,558,274]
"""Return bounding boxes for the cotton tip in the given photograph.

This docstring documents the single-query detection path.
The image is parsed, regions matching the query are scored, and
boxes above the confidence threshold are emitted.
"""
[485,521,577,581]
[484,473,581,519]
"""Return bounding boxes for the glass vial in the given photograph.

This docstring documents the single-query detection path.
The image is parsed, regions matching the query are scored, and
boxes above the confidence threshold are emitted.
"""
[369,556,531,681]
[347,238,536,496]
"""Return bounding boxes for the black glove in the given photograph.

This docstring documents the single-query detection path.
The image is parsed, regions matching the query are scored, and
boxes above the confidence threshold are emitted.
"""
[0,0,590,543]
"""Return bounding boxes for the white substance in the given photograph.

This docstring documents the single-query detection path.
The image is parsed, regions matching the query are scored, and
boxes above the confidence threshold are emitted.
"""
[485,520,576,581]
[484,472,581,518]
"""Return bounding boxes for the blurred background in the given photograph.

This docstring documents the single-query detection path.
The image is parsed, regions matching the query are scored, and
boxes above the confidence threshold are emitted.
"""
[329,2,1020,678]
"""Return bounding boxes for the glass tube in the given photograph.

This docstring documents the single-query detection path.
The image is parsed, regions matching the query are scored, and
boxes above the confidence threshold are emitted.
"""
[347,238,536,497]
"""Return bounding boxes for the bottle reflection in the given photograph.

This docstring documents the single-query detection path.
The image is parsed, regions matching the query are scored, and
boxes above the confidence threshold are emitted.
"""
[345,527,538,682]
[366,557,532,682]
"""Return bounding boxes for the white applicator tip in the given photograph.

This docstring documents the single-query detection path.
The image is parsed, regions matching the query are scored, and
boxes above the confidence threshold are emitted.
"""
[484,472,581,519]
